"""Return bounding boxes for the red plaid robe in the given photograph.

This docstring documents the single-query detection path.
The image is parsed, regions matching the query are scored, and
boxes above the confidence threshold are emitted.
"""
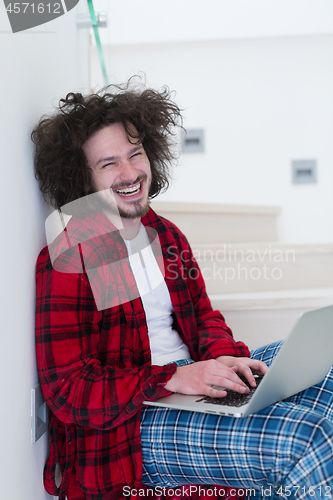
[36,207,250,499]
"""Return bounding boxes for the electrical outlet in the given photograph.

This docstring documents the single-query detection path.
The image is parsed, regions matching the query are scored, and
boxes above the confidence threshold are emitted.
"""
[31,384,48,443]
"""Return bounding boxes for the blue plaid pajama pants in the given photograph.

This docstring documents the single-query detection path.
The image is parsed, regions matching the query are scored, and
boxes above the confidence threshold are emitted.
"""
[140,341,333,499]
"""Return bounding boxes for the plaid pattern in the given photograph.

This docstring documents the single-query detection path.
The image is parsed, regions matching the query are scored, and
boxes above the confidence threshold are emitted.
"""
[141,341,333,500]
[35,207,249,500]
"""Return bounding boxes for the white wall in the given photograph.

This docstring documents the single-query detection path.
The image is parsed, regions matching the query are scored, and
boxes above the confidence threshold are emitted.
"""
[0,3,89,499]
[95,0,333,45]
[90,3,333,245]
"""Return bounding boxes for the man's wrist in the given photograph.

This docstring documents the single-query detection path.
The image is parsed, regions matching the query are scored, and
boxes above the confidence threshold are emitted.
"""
[164,369,178,392]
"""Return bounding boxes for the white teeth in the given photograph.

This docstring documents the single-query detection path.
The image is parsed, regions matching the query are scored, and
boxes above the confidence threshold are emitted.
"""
[116,182,141,196]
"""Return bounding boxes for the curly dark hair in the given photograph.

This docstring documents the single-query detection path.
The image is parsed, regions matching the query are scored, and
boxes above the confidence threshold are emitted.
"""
[31,80,183,211]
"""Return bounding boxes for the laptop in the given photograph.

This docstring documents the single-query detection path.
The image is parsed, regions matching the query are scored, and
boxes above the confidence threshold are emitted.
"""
[144,305,333,418]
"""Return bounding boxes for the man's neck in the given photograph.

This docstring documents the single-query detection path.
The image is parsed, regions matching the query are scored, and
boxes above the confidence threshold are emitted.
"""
[119,217,141,241]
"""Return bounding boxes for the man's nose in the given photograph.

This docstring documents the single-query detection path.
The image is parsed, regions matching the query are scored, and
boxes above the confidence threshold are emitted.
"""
[119,160,138,183]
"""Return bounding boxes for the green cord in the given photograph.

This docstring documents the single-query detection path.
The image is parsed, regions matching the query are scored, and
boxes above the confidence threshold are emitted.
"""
[87,0,108,85]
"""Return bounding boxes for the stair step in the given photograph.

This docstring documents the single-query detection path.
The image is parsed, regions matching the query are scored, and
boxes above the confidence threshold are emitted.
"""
[210,287,333,350]
[210,287,333,312]
[151,201,280,244]
[191,242,333,294]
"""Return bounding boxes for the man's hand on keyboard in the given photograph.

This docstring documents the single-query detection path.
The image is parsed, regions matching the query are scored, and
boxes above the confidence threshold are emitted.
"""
[165,359,254,397]
[215,356,268,389]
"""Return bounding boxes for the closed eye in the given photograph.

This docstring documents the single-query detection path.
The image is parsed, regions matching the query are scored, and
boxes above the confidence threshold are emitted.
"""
[130,151,142,159]
[101,162,117,169]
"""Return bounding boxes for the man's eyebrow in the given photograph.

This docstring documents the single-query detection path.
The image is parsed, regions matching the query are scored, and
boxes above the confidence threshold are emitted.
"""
[95,155,117,166]
[128,145,143,155]
[95,146,143,167]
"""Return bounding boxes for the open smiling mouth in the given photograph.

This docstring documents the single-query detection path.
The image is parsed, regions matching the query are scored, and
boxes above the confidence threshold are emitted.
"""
[115,180,142,197]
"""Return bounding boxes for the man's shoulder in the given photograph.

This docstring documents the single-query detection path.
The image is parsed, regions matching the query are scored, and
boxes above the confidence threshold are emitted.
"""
[37,213,124,275]
[142,206,189,247]
[36,241,85,275]
[36,217,89,275]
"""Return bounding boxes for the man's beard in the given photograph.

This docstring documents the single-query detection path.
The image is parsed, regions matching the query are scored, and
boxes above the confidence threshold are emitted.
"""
[117,200,149,219]
[93,193,149,221]
[111,174,150,219]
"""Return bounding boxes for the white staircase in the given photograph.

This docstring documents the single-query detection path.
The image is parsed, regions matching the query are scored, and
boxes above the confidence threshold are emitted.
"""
[151,201,280,244]
[151,201,333,349]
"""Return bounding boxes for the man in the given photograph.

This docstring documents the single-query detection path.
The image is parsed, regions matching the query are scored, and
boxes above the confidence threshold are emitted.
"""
[33,83,333,500]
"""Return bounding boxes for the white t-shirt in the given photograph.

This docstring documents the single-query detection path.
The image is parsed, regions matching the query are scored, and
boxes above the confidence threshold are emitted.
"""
[124,224,191,366]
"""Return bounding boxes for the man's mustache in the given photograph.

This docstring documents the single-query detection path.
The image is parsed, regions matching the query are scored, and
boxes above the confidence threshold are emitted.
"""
[112,174,147,191]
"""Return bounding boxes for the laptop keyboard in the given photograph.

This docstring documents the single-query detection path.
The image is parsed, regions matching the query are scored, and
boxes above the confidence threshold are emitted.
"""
[195,375,264,408]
